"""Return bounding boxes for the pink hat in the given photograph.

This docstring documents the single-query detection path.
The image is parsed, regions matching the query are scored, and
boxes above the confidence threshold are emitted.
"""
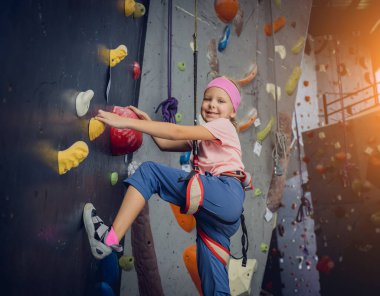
[205,76,241,112]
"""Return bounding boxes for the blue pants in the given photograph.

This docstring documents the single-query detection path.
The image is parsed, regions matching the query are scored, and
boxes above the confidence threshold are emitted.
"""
[124,161,245,295]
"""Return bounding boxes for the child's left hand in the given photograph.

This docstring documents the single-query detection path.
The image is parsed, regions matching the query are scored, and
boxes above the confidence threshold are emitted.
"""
[95,110,127,128]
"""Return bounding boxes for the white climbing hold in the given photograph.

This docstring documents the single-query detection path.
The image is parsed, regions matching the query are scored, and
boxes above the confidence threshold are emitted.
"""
[266,83,281,101]
[275,45,286,59]
[76,90,94,117]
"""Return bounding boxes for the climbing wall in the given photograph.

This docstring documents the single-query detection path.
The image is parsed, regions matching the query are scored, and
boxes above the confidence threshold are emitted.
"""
[121,0,312,295]
[0,0,149,295]
[303,109,380,295]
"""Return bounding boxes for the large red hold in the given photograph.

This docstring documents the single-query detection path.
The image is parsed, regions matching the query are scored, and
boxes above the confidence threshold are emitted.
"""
[110,106,143,155]
[214,0,239,23]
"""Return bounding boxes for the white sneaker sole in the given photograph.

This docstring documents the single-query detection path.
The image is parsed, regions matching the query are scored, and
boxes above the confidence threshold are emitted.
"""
[83,203,112,260]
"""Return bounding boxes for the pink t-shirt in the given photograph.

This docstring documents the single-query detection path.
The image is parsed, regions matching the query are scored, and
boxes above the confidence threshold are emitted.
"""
[189,118,244,176]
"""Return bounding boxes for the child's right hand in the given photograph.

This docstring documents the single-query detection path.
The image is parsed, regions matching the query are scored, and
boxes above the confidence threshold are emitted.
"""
[128,106,152,121]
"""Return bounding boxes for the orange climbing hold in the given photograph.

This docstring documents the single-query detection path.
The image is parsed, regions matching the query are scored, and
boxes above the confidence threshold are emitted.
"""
[264,16,286,36]
[214,0,239,23]
[183,245,203,296]
[169,204,196,233]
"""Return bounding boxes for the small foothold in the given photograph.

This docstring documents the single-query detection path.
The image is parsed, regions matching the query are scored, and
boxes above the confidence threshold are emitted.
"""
[177,61,186,71]
[110,172,118,185]
[119,255,134,271]
[260,243,269,253]
[175,113,183,123]
[58,141,89,175]
[76,90,94,117]
[133,3,146,18]
[254,188,262,197]
[264,16,286,36]
[132,61,141,80]
[89,118,106,141]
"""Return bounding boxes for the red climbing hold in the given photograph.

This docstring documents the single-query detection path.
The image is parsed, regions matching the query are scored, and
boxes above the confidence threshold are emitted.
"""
[214,0,239,23]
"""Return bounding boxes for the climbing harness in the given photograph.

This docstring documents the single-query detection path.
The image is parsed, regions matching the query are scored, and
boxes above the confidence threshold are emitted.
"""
[155,0,178,123]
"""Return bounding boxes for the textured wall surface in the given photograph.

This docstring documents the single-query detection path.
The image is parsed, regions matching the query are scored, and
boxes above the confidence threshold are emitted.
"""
[0,0,149,295]
[121,1,312,295]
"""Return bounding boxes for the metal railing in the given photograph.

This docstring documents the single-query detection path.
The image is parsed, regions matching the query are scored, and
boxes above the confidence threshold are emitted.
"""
[323,82,380,124]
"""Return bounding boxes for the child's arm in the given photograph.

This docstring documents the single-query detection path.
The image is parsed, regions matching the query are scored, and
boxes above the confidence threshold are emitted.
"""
[96,108,214,151]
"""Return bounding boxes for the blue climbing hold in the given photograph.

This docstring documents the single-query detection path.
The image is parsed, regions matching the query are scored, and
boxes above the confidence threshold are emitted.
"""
[180,151,191,165]
[218,25,231,52]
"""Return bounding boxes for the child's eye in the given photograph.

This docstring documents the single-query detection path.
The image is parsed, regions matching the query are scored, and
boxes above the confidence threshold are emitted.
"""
[218,99,225,103]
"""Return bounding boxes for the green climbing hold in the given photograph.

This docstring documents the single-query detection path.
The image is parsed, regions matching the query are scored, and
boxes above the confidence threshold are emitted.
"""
[110,172,118,185]
[274,0,281,8]
[177,61,186,71]
[260,243,269,253]
[257,117,275,142]
[254,188,262,197]
[175,113,183,123]
[119,255,134,271]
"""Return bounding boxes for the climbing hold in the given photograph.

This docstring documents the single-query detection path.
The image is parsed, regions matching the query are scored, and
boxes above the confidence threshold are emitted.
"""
[254,188,262,197]
[177,61,186,72]
[218,25,231,52]
[76,90,94,117]
[214,0,239,23]
[359,57,367,69]
[89,118,106,141]
[266,83,281,101]
[304,96,310,102]
[170,204,196,233]
[257,117,274,142]
[233,8,244,36]
[237,64,258,87]
[110,106,143,155]
[370,211,380,225]
[238,107,257,133]
[285,66,302,96]
[334,151,346,161]
[183,245,203,295]
[175,112,183,123]
[364,72,372,85]
[58,141,89,175]
[229,258,257,296]
[274,0,281,8]
[180,151,191,165]
[124,0,135,17]
[316,64,328,72]
[275,45,286,59]
[260,243,269,253]
[95,282,115,296]
[119,255,135,271]
[110,45,128,68]
[264,16,286,36]
[315,164,327,175]
[110,172,118,185]
[133,3,146,18]
[303,80,309,87]
[291,36,305,54]
[316,256,334,275]
[132,61,141,80]
[207,39,219,76]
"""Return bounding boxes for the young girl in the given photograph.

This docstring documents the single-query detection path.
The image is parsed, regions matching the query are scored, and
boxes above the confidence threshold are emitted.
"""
[84,76,248,295]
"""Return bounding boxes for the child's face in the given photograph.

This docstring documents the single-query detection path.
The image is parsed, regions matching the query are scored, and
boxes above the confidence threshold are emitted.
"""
[201,87,236,122]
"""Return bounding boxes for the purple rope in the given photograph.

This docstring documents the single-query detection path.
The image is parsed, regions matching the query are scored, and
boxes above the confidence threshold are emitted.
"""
[155,97,178,123]
[155,0,178,123]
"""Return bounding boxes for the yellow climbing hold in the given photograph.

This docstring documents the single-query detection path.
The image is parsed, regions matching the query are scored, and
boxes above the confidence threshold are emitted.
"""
[124,0,135,17]
[133,3,146,18]
[285,66,302,96]
[291,36,305,54]
[119,255,134,271]
[257,117,275,142]
[89,118,106,141]
[110,45,128,68]
[58,141,89,175]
